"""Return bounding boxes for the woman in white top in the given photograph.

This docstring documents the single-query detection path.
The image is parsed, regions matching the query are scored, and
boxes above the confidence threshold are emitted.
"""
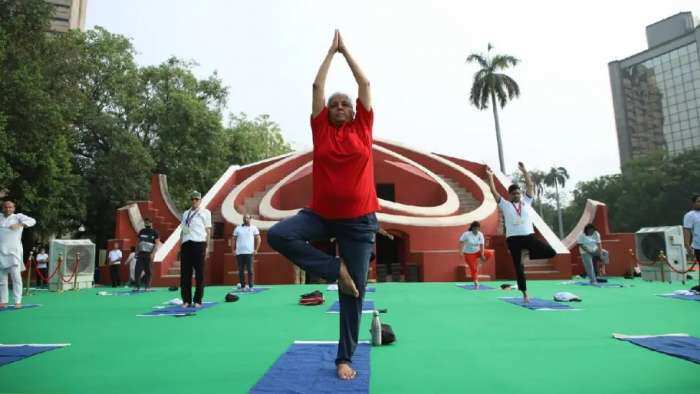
[577,224,608,284]
[458,221,494,288]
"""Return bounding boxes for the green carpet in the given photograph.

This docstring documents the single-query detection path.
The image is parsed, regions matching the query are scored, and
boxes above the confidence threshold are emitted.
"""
[0,280,698,394]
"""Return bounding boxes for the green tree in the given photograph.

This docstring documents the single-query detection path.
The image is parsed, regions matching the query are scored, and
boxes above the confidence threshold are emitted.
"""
[466,44,520,173]
[226,113,292,165]
[544,166,569,238]
[135,57,230,208]
[0,0,85,239]
[67,27,154,247]
[565,148,700,234]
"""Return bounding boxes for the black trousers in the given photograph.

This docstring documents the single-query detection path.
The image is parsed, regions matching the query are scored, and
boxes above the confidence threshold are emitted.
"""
[109,264,121,287]
[134,253,151,289]
[695,249,700,285]
[236,254,254,287]
[180,241,206,304]
[506,234,556,292]
[268,209,378,365]
[37,268,48,286]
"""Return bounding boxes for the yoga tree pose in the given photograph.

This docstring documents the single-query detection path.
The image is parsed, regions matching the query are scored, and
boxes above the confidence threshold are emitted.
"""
[486,162,555,302]
[268,30,379,380]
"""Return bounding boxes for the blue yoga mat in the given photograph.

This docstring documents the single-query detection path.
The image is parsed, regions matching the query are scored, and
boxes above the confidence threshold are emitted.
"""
[614,334,700,364]
[0,304,40,313]
[231,287,270,294]
[500,297,577,311]
[139,302,218,317]
[575,282,624,288]
[659,294,700,302]
[0,344,68,366]
[457,284,494,291]
[250,342,370,393]
[328,286,376,293]
[112,289,158,296]
[327,300,374,314]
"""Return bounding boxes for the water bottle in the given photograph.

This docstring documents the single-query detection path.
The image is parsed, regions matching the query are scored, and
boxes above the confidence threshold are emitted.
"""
[370,310,382,346]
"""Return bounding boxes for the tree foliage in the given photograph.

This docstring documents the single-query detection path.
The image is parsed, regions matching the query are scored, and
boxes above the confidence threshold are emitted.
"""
[565,149,700,233]
[0,1,293,247]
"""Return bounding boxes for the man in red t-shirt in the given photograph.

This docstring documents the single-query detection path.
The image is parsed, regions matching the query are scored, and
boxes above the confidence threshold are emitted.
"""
[268,30,379,381]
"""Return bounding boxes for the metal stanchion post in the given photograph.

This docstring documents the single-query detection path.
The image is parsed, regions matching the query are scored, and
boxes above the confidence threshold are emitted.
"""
[24,251,34,296]
[57,254,64,294]
[73,251,80,291]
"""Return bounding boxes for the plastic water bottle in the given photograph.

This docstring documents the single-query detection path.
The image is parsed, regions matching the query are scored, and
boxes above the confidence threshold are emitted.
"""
[370,310,382,346]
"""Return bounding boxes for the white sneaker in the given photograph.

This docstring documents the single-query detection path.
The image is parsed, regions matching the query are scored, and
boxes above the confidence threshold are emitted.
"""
[236,283,242,290]
[244,285,250,292]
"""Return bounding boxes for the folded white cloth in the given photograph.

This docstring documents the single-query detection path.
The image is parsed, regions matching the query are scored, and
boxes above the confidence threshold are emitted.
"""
[554,292,581,302]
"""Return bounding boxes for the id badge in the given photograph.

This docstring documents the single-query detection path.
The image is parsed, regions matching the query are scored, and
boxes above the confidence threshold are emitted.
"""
[181,226,190,236]
[514,218,523,226]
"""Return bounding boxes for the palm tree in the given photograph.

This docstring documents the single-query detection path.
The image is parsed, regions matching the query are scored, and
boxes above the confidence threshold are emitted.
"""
[544,166,570,238]
[529,170,547,217]
[466,44,520,173]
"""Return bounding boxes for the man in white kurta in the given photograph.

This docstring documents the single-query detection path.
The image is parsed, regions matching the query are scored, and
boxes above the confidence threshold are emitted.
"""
[0,200,36,307]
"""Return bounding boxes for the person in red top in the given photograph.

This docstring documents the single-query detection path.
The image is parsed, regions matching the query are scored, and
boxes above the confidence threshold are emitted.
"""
[268,30,379,381]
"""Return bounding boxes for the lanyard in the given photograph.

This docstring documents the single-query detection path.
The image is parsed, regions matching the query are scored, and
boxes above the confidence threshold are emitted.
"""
[511,201,523,217]
[185,209,198,227]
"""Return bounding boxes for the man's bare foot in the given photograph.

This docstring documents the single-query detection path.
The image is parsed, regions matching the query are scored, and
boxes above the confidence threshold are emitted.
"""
[0,303,6,309]
[338,260,359,298]
[14,303,22,309]
[182,302,190,308]
[336,363,357,380]
[522,292,530,303]
[194,303,202,308]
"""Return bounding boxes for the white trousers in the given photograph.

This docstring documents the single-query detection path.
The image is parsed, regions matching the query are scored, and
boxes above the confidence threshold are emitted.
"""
[0,265,23,304]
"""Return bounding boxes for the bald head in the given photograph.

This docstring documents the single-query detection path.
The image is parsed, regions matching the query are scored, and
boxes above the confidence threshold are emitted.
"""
[2,200,15,217]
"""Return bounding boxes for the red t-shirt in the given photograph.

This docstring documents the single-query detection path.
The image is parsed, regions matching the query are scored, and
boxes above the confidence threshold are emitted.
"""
[310,99,379,219]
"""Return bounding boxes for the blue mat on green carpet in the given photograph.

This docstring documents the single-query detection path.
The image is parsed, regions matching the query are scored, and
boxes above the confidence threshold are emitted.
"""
[112,289,158,296]
[659,294,700,302]
[0,344,68,366]
[457,284,494,291]
[0,304,40,313]
[614,334,700,364]
[250,342,370,393]
[230,287,269,294]
[500,297,578,311]
[138,301,218,317]
[327,300,374,314]
[575,282,624,288]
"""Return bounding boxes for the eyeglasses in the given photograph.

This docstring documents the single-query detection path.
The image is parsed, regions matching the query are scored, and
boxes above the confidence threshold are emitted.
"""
[191,198,201,201]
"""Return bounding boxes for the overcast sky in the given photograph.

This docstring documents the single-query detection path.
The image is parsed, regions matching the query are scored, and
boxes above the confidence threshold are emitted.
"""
[86,0,699,194]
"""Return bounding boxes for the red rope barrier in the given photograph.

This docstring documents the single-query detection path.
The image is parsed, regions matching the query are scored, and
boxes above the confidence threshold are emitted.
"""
[33,257,64,282]
[60,258,81,283]
[637,253,699,275]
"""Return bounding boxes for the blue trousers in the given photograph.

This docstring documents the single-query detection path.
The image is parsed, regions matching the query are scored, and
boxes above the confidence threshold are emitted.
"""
[268,209,378,365]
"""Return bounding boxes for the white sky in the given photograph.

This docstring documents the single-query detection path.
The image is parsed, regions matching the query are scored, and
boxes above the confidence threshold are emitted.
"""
[86,0,700,193]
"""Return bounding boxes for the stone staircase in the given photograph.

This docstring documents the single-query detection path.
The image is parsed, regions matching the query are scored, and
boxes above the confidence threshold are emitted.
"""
[523,255,563,279]
[241,185,274,218]
[436,174,480,214]
[438,174,564,279]
[138,201,179,239]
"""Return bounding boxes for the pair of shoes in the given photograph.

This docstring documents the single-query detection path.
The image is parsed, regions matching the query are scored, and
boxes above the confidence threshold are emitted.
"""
[300,290,322,298]
[299,290,324,306]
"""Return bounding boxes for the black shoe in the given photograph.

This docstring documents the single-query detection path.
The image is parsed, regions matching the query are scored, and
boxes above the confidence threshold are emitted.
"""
[301,290,322,299]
